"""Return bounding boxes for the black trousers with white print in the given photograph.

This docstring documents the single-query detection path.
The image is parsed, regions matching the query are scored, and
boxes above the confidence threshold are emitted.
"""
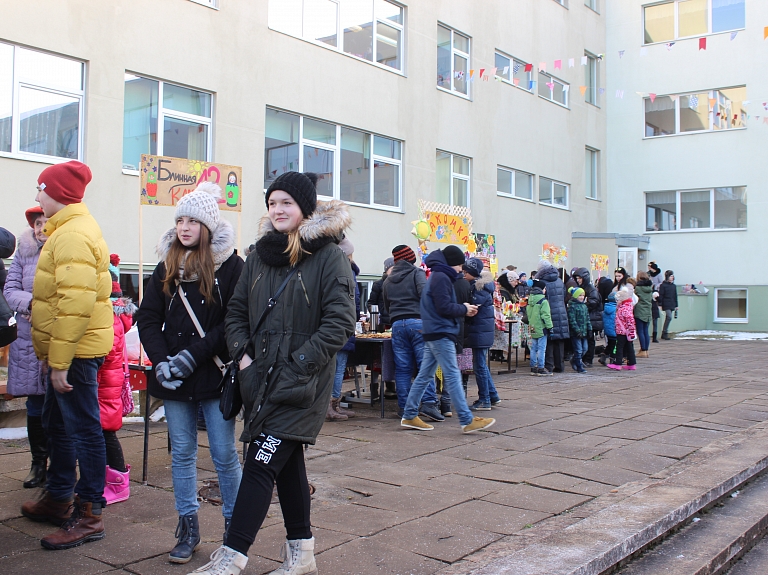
[225,434,312,555]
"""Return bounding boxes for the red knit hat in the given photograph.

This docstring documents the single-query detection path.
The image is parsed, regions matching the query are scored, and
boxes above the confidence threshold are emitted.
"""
[392,244,416,264]
[37,161,92,205]
[24,206,45,228]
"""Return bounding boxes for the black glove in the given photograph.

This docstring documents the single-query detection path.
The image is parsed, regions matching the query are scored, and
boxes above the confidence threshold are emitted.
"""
[168,350,197,379]
[155,361,182,390]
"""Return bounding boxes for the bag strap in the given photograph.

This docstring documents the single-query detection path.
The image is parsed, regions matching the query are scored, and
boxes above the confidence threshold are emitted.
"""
[176,283,227,372]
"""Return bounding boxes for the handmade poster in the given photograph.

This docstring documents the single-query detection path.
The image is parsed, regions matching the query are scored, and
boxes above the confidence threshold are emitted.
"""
[541,243,568,266]
[418,200,473,247]
[140,155,242,211]
[468,233,499,277]
[590,254,610,273]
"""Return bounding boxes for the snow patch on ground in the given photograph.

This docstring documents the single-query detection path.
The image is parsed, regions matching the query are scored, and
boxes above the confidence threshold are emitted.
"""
[0,427,28,440]
[676,330,768,341]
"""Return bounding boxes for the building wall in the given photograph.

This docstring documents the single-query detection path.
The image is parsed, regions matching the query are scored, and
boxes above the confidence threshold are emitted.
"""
[0,0,607,282]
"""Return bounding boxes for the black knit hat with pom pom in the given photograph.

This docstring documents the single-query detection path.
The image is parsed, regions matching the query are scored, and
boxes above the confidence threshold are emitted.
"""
[265,172,318,218]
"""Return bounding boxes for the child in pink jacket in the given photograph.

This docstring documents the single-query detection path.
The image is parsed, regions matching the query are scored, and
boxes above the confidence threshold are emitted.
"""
[608,285,637,371]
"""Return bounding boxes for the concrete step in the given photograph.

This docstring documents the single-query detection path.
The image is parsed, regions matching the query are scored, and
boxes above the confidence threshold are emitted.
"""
[727,536,768,575]
[617,472,768,575]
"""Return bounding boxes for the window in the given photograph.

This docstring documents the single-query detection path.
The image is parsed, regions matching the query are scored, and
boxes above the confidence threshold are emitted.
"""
[715,289,747,323]
[494,52,533,92]
[539,177,569,208]
[264,108,402,209]
[122,75,212,171]
[644,87,746,137]
[497,167,533,201]
[585,53,598,106]
[0,43,84,161]
[189,0,218,7]
[436,151,470,207]
[585,0,599,12]
[645,187,746,231]
[538,72,569,107]
[268,0,404,72]
[585,148,599,199]
[644,0,745,44]
[553,0,568,6]
[437,24,470,98]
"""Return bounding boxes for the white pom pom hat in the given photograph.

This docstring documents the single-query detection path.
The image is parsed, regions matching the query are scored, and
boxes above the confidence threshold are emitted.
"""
[175,181,222,232]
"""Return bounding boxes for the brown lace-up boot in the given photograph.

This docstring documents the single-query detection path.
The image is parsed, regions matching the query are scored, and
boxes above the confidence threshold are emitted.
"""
[41,499,105,550]
[325,399,347,422]
[21,490,73,526]
[332,397,355,418]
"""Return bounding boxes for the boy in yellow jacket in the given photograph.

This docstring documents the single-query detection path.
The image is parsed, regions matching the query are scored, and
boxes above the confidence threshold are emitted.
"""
[21,161,113,551]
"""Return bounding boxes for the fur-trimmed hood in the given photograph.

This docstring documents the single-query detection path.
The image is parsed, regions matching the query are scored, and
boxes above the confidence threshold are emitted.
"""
[112,297,137,316]
[475,270,496,293]
[16,228,44,259]
[156,218,235,270]
[255,199,351,243]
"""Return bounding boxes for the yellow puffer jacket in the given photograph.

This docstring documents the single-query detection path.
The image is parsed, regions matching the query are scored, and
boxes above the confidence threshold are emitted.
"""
[32,203,113,370]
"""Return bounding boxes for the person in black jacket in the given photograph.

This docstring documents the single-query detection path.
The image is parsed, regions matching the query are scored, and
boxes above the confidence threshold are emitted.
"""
[574,268,602,366]
[367,257,394,328]
[136,183,244,565]
[658,270,678,340]
[537,262,569,373]
[440,269,472,417]
[0,227,16,290]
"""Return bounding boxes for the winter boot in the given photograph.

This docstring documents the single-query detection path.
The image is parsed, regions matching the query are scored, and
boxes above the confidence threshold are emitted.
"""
[652,332,659,343]
[23,415,48,489]
[384,381,397,399]
[169,513,201,563]
[661,332,670,340]
[331,397,355,418]
[325,399,347,422]
[104,465,131,505]
[189,545,248,575]
[419,402,445,422]
[269,537,317,575]
[21,490,73,526]
[41,498,105,550]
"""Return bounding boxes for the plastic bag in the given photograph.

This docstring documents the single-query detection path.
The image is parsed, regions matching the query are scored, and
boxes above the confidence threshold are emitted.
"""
[124,325,148,363]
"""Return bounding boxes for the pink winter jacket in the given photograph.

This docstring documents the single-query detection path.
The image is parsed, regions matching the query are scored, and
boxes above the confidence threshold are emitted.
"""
[615,299,636,339]
[97,299,135,432]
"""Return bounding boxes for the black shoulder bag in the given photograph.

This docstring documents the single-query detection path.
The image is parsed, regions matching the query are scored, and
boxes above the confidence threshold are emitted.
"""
[0,291,17,347]
[219,267,299,420]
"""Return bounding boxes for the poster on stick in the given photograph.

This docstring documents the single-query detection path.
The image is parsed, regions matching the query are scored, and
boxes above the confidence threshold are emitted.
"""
[590,254,610,275]
[140,154,242,212]
[541,243,568,266]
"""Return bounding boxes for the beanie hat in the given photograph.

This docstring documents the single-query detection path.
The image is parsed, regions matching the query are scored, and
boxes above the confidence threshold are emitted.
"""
[37,161,92,205]
[383,257,395,272]
[507,270,520,282]
[649,261,660,272]
[519,272,527,280]
[338,237,354,256]
[175,181,222,232]
[569,287,585,300]
[462,257,483,278]
[392,244,416,264]
[442,245,465,267]
[532,279,546,290]
[665,269,674,279]
[615,288,631,303]
[109,254,122,299]
[265,171,318,218]
[25,206,45,228]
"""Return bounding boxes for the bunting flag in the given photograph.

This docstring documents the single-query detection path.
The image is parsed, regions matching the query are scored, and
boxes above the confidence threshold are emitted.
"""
[490,67,498,77]
[597,54,604,61]
[513,62,521,75]
[699,37,707,50]
[709,97,716,109]
[616,89,624,99]
[546,81,555,91]
[731,31,738,40]
[529,80,536,90]
[513,78,520,86]
[524,63,533,72]
[764,26,768,40]
[479,68,486,78]
[538,62,547,72]
[666,42,676,50]
[764,117,768,124]
[670,95,679,102]
[568,58,575,68]
[599,88,605,95]
[563,85,570,93]
[554,59,562,69]
[619,50,625,58]
[581,56,588,65]
[469,70,475,78]
[689,95,699,109]
[503,66,509,76]
[650,93,657,103]
[580,86,588,96]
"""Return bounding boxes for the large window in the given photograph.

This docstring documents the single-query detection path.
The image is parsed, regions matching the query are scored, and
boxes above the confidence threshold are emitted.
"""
[0,43,84,161]
[436,151,470,207]
[644,0,745,44]
[644,87,746,137]
[585,148,599,199]
[495,52,533,92]
[585,52,599,106]
[122,75,212,171]
[585,0,599,12]
[264,109,401,209]
[538,72,569,107]
[539,177,569,208]
[437,24,470,98]
[715,289,747,323]
[645,187,746,231]
[268,0,404,72]
[497,167,533,201]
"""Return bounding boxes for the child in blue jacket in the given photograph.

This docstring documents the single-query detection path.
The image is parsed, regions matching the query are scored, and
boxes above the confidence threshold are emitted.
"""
[600,293,617,365]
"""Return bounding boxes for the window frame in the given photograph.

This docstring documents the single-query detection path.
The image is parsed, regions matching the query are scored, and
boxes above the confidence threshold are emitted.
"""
[0,42,85,164]
[585,0,599,13]
[267,0,405,75]
[537,71,569,108]
[494,51,534,93]
[645,187,747,232]
[496,166,534,202]
[585,147,599,200]
[642,0,746,45]
[643,86,747,139]
[189,0,219,9]
[264,108,403,212]
[436,150,471,208]
[585,52,599,107]
[436,23,471,100]
[714,288,748,323]
[539,176,570,210]
[122,74,213,175]
[553,0,569,7]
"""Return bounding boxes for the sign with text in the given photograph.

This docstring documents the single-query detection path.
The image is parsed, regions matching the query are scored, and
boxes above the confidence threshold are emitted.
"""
[140,155,242,212]
[425,211,472,246]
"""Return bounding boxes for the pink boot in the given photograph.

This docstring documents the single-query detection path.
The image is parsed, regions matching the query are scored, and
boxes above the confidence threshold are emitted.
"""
[104,464,131,505]
[623,365,637,371]
[607,364,622,371]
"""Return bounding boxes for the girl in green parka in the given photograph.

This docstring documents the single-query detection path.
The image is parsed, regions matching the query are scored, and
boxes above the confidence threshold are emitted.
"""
[527,280,553,376]
[634,271,653,358]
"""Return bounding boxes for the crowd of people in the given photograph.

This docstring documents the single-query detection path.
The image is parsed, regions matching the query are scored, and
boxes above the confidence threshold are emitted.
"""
[0,163,680,575]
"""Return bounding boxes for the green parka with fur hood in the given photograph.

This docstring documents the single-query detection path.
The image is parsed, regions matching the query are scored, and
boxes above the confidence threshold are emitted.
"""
[225,200,356,445]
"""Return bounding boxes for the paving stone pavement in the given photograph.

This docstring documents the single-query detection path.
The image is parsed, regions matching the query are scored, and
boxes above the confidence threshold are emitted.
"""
[1,340,768,574]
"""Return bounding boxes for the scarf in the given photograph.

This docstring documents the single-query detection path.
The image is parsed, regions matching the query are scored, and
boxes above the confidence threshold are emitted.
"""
[254,231,335,268]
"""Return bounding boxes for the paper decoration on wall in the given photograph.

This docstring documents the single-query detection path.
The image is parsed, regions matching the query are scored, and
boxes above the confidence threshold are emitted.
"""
[538,62,546,72]
[619,50,625,58]
[569,58,575,68]
[649,93,656,102]
[590,254,610,274]
[731,31,738,40]
[529,80,536,90]
[541,244,568,266]
[554,59,562,69]
[580,86,587,96]
[503,66,510,75]
[419,200,473,246]
[764,26,768,40]
[699,37,707,50]
[666,42,676,50]
[479,68,486,78]
[616,89,624,99]
[689,95,699,109]
[546,81,555,91]
[524,63,533,72]
[708,97,716,109]
[513,78,520,86]
[513,63,520,75]
[581,56,588,65]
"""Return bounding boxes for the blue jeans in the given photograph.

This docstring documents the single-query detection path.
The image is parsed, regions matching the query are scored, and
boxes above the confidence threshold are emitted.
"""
[332,350,349,399]
[571,337,587,362]
[26,393,45,417]
[404,338,473,426]
[636,319,650,350]
[472,348,499,404]
[529,337,547,369]
[42,358,106,504]
[164,398,242,518]
[391,319,436,408]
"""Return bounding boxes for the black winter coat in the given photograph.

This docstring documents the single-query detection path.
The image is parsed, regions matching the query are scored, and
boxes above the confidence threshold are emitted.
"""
[575,268,603,332]
[658,281,678,311]
[367,275,391,325]
[453,277,472,352]
[537,264,570,340]
[465,271,495,349]
[0,227,16,290]
[137,251,244,402]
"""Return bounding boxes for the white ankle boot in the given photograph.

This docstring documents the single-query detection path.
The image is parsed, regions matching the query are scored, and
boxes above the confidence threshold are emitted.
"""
[269,537,317,575]
[188,545,248,575]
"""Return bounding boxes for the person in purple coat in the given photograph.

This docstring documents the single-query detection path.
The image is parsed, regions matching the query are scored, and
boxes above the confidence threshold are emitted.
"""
[4,207,48,488]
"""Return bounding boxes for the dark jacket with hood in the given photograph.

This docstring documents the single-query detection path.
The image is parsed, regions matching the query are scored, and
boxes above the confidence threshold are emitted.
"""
[575,267,603,332]
[658,279,678,311]
[465,271,495,349]
[634,279,653,323]
[137,219,244,402]
[340,261,360,353]
[366,274,391,326]
[382,260,427,324]
[454,277,472,353]
[225,200,356,445]
[0,227,16,290]
[597,277,614,310]
[537,263,569,340]
[420,250,466,343]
